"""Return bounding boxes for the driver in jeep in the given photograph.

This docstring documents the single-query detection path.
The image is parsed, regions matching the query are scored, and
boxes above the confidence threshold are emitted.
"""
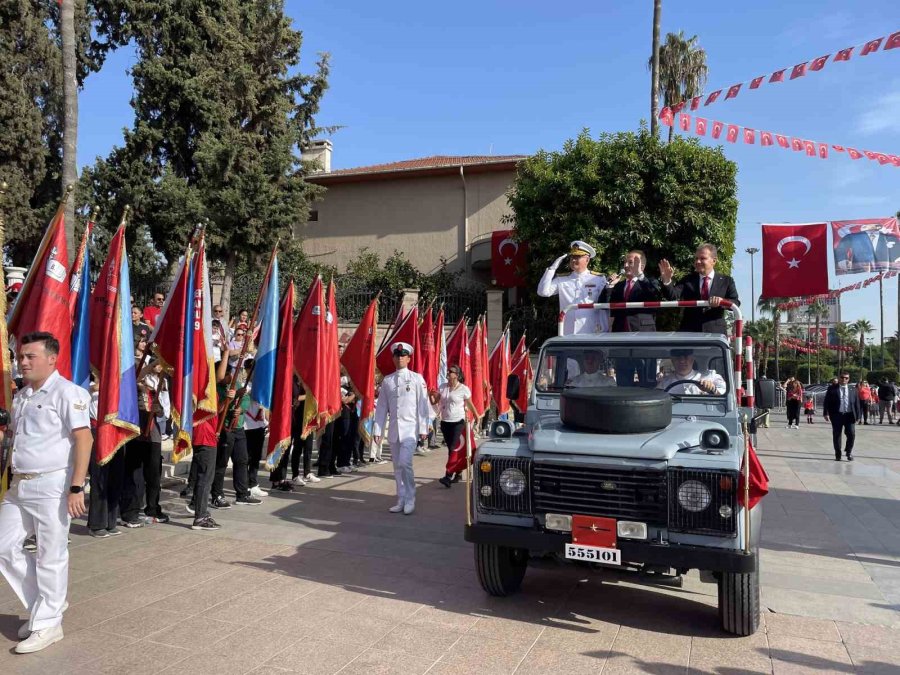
[656,348,726,395]
[567,350,616,388]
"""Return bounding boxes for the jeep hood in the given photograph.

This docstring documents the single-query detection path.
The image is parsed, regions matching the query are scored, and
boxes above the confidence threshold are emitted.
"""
[530,418,710,460]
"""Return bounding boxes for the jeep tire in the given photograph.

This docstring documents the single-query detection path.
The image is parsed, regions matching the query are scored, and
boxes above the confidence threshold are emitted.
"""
[475,543,528,596]
[561,388,672,434]
[718,567,760,636]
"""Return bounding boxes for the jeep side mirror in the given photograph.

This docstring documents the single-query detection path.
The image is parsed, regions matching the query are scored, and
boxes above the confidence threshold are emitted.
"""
[506,374,521,401]
[755,378,775,410]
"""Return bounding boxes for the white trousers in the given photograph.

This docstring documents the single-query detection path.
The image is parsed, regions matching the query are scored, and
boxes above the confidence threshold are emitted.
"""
[0,470,70,631]
[391,438,417,507]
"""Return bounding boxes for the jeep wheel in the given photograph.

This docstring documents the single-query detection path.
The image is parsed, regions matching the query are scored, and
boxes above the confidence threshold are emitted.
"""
[718,568,760,636]
[475,543,528,596]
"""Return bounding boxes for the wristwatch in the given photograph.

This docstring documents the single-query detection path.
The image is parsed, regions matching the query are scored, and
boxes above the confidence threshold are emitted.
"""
[69,485,84,494]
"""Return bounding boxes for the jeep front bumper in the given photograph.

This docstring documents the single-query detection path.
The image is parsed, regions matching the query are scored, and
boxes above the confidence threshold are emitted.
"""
[464,523,757,574]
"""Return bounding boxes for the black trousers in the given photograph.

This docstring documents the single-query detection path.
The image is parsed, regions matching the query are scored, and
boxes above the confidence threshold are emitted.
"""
[88,448,125,532]
[861,402,870,424]
[120,438,163,520]
[245,427,266,489]
[213,429,250,500]
[189,445,216,519]
[786,399,801,426]
[335,408,358,468]
[830,412,856,458]
[441,420,465,476]
[317,421,336,477]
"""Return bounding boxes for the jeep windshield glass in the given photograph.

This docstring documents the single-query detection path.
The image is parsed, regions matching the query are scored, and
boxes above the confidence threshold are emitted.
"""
[534,344,730,396]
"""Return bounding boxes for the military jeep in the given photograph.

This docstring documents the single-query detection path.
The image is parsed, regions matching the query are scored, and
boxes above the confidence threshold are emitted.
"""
[464,301,770,636]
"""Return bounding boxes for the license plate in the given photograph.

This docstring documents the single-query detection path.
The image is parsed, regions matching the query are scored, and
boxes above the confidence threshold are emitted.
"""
[564,543,621,565]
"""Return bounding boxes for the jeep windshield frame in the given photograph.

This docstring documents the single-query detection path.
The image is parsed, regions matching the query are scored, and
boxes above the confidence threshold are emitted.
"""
[534,342,731,398]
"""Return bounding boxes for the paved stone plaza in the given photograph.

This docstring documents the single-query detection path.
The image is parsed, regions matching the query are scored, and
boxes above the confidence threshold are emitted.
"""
[0,421,898,673]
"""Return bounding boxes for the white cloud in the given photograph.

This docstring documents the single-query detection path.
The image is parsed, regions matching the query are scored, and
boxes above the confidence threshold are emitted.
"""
[856,91,900,135]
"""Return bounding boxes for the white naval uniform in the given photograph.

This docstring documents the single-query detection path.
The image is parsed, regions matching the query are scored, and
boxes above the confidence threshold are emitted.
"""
[538,268,610,335]
[657,369,726,396]
[372,367,431,508]
[568,371,616,387]
[0,370,90,632]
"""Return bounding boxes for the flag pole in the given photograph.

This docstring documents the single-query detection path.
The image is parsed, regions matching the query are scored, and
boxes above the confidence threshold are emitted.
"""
[742,414,751,555]
[217,243,278,432]
[464,419,473,527]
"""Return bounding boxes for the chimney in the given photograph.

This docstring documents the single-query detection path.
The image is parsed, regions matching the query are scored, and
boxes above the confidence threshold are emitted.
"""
[305,139,332,173]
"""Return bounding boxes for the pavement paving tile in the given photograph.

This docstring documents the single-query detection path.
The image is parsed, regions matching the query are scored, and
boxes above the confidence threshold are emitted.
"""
[836,621,900,653]
[93,606,183,638]
[375,621,467,660]
[80,638,190,674]
[145,614,244,649]
[845,644,900,674]
[353,595,424,623]
[260,638,367,674]
[513,646,608,674]
[18,627,131,668]
[314,611,398,647]
[465,615,548,643]
[338,648,436,675]
[605,626,691,673]
[425,634,534,674]
[768,634,854,674]
[765,613,842,641]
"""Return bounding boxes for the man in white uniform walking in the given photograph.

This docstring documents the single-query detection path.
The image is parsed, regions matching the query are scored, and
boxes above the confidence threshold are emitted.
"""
[373,342,431,515]
[0,332,92,654]
[537,240,610,335]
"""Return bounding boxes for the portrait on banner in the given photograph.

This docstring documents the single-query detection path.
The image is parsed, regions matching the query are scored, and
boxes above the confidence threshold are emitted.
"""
[832,217,900,275]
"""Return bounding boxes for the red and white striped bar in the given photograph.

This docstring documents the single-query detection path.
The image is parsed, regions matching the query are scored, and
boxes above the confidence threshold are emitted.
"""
[558,300,752,407]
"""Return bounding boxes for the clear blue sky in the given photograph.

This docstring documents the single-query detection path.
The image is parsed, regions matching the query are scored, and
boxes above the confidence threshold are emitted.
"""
[78,0,900,338]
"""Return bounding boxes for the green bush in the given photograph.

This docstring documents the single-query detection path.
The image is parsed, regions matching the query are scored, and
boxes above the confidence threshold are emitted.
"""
[796,365,834,384]
[865,369,900,384]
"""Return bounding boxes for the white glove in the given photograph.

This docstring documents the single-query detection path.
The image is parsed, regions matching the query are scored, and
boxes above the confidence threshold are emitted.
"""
[550,254,567,270]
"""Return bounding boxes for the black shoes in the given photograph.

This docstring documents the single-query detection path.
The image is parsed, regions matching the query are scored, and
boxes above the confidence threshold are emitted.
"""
[234,495,262,505]
[438,476,452,488]
[180,486,193,499]
[847,455,854,461]
[452,473,462,483]
[210,496,232,509]
[191,517,221,531]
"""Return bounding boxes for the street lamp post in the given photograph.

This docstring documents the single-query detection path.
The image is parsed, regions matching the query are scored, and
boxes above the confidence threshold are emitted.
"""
[745,247,759,323]
[867,338,874,372]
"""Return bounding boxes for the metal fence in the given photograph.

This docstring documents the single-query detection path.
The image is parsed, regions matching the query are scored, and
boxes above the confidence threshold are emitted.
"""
[430,282,486,324]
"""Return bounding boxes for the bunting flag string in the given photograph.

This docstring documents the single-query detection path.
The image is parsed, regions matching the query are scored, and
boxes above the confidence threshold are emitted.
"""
[776,270,899,310]
[665,111,900,168]
[661,29,899,118]
[779,337,856,354]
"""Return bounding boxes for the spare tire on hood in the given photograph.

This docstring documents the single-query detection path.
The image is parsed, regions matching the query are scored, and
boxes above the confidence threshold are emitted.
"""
[561,387,672,434]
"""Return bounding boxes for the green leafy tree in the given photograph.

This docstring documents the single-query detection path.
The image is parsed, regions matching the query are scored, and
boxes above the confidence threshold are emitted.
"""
[81,0,331,313]
[757,296,791,381]
[508,129,737,330]
[651,31,708,143]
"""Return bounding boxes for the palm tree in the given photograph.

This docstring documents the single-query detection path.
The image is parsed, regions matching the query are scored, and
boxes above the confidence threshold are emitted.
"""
[833,322,856,372]
[650,0,662,137]
[757,297,791,381]
[851,319,874,365]
[806,300,828,381]
[650,31,709,142]
[746,319,774,378]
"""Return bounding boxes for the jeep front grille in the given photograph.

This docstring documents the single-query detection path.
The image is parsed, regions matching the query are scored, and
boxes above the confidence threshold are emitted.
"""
[476,456,532,515]
[532,463,667,524]
[668,468,739,537]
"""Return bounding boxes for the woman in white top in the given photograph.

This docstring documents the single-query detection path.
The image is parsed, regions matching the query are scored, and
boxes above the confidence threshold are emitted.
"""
[429,365,479,488]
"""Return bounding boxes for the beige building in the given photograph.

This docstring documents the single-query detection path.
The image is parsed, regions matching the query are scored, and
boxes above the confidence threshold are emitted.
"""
[300,140,525,281]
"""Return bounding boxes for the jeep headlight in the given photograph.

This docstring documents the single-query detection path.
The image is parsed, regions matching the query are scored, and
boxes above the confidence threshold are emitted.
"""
[498,468,526,496]
[677,479,711,512]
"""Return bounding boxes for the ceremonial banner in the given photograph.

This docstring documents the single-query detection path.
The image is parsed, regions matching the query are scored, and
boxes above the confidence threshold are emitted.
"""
[323,280,342,422]
[739,440,769,509]
[418,306,437,391]
[480,317,491,409]
[7,203,72,377]
[434,307,447,389]
[446,423,478,475]
[341,296,378,444]
[89,224,140,464]
[293,276,326,437]
[761,223,829,298]
[445,317,468,374]
[489,328,511,415]
[832,217,900,275]
[250,255,279,410]
[376,306,419,376]
[468,320,486,418]
[491,230,528,288]
[265,281,295,469]
[69,222,93,391]
[509,335,532,414]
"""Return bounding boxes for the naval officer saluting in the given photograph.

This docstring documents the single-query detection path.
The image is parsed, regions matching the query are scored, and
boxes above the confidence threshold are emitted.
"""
[0,332,92,654]
[537,240,609,335]
[372,342,431,515]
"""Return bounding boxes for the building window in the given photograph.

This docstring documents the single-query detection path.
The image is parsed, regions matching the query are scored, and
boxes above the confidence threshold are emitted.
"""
[308,210,319,222]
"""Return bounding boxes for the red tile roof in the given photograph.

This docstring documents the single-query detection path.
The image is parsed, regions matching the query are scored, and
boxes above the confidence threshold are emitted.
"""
[317,155,526,181]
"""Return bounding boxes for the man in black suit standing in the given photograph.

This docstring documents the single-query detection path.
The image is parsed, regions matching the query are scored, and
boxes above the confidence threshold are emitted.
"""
[601,250,661,332]
[658,243,740,335]
[823,372,862,461]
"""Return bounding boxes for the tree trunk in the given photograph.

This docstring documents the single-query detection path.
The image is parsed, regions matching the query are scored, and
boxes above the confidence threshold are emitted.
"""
[219,249,238,320]
[60,0,78,262]
[774,313,780,382]
[649,0,662,137]
[815,315,821,379]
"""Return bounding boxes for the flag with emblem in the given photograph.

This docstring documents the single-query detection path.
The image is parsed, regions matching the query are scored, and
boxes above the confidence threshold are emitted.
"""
[434,307,447,389]
[739,439,769,509]
[761,223,828,298]
[89,223,140,464]
[341,295,379,444]
[445,316,468,375]
[491,230,528,287]
[293,276,326,437]
[418,305,438,391]
[468,319,486,418]
[69,220,93,391]
[509,335,532,414]
[265,280,295,468]
[322,279,342,422]
[376,305,419,376]
[489,326,511,415]
[446,421,478,475]
[250,253,279,411]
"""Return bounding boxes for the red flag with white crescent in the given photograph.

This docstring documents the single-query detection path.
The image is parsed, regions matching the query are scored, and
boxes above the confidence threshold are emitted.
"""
[491,230,528,287]
[761,223,828,298]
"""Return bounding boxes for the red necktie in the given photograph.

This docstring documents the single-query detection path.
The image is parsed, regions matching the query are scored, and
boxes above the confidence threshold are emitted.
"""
[624,280,634,300]
[701,276,710,300]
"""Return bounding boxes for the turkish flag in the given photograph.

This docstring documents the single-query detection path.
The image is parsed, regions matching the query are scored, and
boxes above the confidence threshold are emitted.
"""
[739,440,769,509]
[743,128,755,144]
[804,140,817,157]
[417,306,437,391]
[679,113,691,131]
[689,96,702,110]
[761,223,828,298]
[749,76,765,89]
[659,107,674,126]
[488,329,511,415]
[834,47,853,62]
[790,62,808,79]
[445,317,469,383]
[711,120,724,139]
[760,131,774,146]
[864,150,877,160]
[860,37,884,55]
[375,306,419,377]
[886,31,900,50]
[705,90,722,106]
[890,155,900,167]
[791,138,804,151]
[832,145,845,152]
[445,422,477,475]
[491,230,528,287]
[322,280,343,421]
[726,125,739,143]
[769,69,786,83]
[818,143,829,159]
[468,320,486,418]
[775,134,789,148]
[847,147,863,159]
[810,54,830,71]
[725,83,742,99]
[509,335,531,414]
[695,117,707,135]
[293,276,327,436]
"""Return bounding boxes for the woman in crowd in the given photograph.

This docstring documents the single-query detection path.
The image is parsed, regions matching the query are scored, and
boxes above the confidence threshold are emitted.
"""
[430,365,478,488]
[783,377,803,429]
[857,380,872,424]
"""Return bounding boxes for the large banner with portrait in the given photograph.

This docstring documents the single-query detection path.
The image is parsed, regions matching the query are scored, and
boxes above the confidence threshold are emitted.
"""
[832,217,900,275]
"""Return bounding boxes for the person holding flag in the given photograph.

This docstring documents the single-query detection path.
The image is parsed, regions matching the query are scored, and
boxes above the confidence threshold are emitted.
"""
[430,365,478,488]
[373,342,431,515]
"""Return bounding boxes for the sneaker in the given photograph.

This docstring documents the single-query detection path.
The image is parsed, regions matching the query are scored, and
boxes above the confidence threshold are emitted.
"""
[388,503,404,513]
[15,624,64,654]
[349,464,359,472]
[107,528,122,537]
[250,485,269,497]
[185,503,195,515]
[147,513,171,524]
[337,466,352,474]
[120,519,144,529]
[23,536,37,553]
[277,482,294,492]
[191,517,221,531]
[305,473,321,483]
[89,529,110,538]
[234,496,262,506]
[291,476,307,486]
[375,459,389,465]
[210,496,231,510]
[414,449,427,456]
[179,486,193,499]
[403,502,415,515]
[438,476,452,489]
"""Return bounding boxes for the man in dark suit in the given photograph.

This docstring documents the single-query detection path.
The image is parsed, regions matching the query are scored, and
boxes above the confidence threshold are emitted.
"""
[600,250,662,332]
[834,223,900,274]
[823,372,862,461]
[658,243,740,335]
